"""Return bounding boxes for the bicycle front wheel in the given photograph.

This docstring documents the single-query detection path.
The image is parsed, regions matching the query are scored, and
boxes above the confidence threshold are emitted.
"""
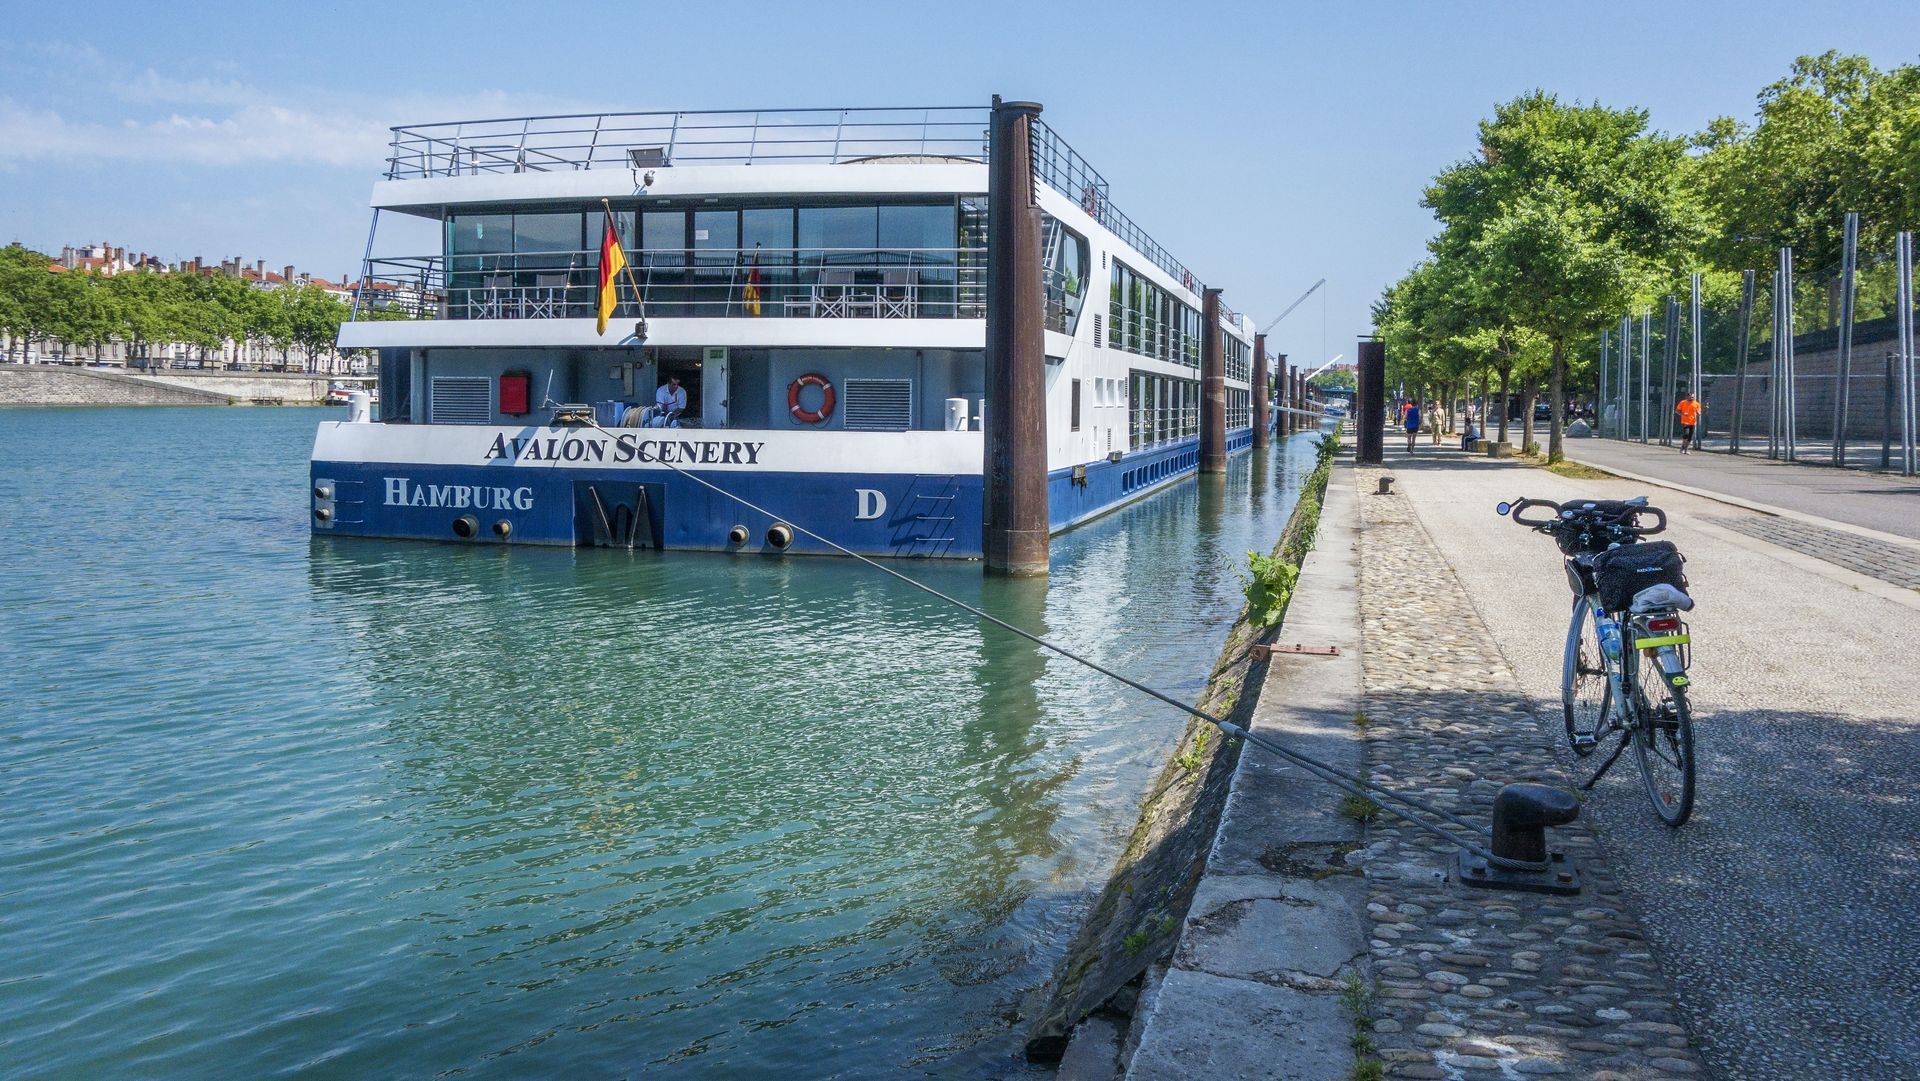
[1562,598,1609,755]
[1631,658,1695,827]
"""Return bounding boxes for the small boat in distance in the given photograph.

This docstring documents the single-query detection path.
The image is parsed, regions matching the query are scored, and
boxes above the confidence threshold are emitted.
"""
[311,106,1262,557]
[325,378,378,406]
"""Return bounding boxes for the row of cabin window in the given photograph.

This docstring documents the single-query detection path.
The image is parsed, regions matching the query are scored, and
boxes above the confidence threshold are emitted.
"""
[1127,370,1201,448]
[1224,336,1249,383]
[444,201,977,267]
[1108,261,1202,367]
[1227,387,1251,430]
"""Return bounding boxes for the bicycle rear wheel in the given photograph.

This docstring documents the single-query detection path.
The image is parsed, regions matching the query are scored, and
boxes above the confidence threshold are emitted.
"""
[1562,598,1609,755]
[1631,657,1695,827]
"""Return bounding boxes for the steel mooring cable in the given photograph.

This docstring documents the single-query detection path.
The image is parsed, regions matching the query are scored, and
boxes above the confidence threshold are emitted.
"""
[567,414,1541,872]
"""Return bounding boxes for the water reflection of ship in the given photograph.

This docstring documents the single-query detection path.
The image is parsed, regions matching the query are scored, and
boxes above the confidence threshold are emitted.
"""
[303,540,1073,1072]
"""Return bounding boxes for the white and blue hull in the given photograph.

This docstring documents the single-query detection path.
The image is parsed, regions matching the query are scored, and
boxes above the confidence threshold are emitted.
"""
[311,422,1254,558]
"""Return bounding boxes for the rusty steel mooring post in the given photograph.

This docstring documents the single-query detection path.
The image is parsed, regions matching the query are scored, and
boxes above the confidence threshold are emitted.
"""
[1357,338,1385,463]
[1252,332,1271,449]
[983,95,1049,575]
[1201,288,1227,473]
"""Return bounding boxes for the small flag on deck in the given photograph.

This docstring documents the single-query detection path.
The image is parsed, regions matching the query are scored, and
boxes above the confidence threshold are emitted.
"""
[596,217,627,336]
[744,255,762,317]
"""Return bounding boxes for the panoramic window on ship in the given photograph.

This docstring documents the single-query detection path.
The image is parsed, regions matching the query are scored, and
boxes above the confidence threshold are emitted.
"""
[1041,216,1087,334]
[879,203,959,317]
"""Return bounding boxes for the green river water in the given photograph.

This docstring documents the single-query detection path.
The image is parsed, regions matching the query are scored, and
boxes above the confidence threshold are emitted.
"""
[0,406,1318,1079]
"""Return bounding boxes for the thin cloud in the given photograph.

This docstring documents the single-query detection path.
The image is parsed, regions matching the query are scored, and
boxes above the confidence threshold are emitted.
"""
[4,50,610,173]
[0,99,388,167]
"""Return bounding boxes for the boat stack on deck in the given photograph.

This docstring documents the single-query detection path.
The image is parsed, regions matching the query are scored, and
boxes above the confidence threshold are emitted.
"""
[311,102,1262,559]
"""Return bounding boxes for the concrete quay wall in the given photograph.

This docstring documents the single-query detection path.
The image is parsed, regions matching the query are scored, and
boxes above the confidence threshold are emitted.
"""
[0,365,231,406]
[139,371,329,403]
[0,365,328,406]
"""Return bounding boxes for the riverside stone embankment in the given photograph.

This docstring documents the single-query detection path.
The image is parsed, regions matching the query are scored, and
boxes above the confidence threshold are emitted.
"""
[0,365,329,405]
[1032,437,1341,1075]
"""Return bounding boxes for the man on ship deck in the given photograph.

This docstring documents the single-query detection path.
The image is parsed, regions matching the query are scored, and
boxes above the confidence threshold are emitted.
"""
[642,376,687,428]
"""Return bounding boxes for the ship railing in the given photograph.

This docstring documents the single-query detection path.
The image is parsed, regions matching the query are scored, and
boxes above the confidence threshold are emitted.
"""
[354,247,988,322]
[386,107,992,180]
[1029,118,1196,292]
[378,107,1203,301]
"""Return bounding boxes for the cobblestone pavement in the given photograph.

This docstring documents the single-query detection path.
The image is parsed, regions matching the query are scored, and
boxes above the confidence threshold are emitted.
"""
[1383,447,1920,1081]
[1351,464,1704,1080]
[1704,514,1920,591]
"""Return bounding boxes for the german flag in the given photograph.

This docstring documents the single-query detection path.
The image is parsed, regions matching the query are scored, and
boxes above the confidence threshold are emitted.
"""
[596,216,627,336]
[743,253,762,317]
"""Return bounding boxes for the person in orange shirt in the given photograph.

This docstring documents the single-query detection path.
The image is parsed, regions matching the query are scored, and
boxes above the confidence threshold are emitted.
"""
[1675,392,1702,454]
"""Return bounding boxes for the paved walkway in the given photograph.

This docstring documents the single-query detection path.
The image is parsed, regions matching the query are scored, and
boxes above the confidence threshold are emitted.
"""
[1564,437,1920,541]
[1352,463,1702,1080]
[1376,444,1920,1080]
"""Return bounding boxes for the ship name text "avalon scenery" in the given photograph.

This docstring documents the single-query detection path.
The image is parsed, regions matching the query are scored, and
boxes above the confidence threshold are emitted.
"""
[481,434,768,467]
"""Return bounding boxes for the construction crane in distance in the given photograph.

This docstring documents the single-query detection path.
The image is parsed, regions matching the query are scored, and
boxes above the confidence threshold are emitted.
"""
[1258,278,1327,336]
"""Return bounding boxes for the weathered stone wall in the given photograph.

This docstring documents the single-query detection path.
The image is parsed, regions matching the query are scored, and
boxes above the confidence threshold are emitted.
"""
[0,365,232,406]
[0,365,327,405]
[1026,441,1339,1062]
[139,372,328,403]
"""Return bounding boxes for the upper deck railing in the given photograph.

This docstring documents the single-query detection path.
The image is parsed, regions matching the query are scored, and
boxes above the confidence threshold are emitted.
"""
[376,106,1203,294]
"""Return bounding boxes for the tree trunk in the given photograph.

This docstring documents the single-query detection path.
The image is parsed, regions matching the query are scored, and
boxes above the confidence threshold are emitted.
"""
[1497,366,1512,444]
[1478,368,1490,436]
[1520,375,1538,453]
[1548,338,1567,463]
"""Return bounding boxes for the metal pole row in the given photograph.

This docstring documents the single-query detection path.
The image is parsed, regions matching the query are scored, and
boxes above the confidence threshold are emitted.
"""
[1770,258,1783,459]
[1690,272,1703,444]
[1899,231,1917,476]
[1599,330,1611,437]
[1639,310,1651,443]
[1731,270,1755,456]
[1774,247,1789,460]
[1662,296,1680,446]
[1617,315,1630,441]
[1833,212,1859,467]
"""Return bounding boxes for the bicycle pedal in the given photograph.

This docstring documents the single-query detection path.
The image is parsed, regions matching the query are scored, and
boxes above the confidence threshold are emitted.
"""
[1571,734,1598,748]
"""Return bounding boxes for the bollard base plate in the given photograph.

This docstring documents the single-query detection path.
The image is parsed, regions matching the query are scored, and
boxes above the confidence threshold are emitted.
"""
[1456,849,1581,896]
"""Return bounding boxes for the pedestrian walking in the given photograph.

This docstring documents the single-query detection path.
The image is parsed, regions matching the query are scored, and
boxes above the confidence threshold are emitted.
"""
[1403,400,1422,453]
[1675,392,1701,454]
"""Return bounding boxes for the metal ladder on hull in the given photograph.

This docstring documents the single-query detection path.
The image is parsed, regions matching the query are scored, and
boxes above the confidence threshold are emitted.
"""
[893,475,963,557]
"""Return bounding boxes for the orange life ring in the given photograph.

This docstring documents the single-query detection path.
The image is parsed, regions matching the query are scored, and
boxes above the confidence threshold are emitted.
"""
[788,372,835,424]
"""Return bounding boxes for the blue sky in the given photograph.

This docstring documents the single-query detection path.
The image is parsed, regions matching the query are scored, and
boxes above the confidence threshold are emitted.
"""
[3,1,1916,368]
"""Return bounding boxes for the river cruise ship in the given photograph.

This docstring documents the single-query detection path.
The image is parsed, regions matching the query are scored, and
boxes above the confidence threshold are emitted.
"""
[313,106,1258,557]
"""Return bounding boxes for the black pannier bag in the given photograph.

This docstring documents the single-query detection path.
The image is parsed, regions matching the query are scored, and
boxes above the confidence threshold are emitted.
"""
[1591,541,1688,611]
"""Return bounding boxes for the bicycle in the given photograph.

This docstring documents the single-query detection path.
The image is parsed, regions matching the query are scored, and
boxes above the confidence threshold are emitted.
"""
[1497,495,1697,827]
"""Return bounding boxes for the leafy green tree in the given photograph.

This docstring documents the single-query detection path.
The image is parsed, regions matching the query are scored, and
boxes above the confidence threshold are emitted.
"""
[286,285,351,371]
[1691,52,1920,272]
[1308,367,1355,391]
[1426,92,1697,461]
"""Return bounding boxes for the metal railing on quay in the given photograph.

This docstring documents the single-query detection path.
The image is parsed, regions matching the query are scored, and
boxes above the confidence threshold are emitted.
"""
[1592,217,1918,475]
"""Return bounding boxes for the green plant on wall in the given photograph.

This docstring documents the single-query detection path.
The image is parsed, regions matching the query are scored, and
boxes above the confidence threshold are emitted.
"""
[1244,550,1300,629]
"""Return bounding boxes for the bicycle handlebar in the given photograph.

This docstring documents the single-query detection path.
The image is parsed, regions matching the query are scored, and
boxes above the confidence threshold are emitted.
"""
[1497,496,1667,536]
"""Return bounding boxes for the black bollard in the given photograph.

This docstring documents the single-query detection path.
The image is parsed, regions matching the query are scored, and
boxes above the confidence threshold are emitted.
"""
[1457,782,1582,895]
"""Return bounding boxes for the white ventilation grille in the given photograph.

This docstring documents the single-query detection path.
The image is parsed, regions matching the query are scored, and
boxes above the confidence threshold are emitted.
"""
[1093,313,1104,344]
[842,379,913,431]
[430,376,493,424]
